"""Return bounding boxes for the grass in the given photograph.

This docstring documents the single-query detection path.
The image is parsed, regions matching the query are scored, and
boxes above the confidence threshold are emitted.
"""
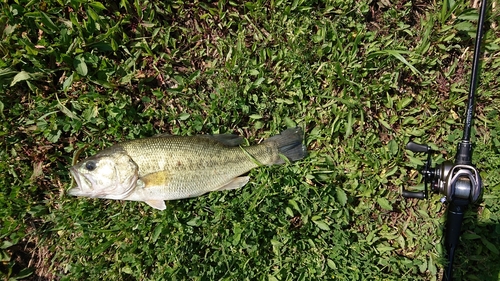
[1,0,500,280]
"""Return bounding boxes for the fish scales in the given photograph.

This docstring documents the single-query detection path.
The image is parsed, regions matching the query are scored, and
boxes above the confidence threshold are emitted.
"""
[120,136,272,198]
[68,127,306,210]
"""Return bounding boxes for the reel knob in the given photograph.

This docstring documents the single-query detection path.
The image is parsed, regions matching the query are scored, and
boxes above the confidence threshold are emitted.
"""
[406,141,431,153]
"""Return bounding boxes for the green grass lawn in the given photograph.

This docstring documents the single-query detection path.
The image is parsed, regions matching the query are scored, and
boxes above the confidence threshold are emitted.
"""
[1,0,500,280]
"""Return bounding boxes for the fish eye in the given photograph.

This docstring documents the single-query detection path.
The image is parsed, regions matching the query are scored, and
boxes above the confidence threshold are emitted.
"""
[85,161,97,171]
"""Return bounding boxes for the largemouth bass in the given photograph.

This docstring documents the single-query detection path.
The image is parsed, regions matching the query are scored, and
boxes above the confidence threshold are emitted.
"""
[68,127,307,210]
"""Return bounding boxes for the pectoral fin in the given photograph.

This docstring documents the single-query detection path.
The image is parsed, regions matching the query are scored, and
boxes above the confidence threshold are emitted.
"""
[216,176,250,191]
[140,171,170,188]
[145,200,166,210]
[140,172,169,210]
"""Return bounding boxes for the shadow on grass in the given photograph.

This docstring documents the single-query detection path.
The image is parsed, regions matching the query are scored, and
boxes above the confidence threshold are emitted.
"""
[443,206,500,281]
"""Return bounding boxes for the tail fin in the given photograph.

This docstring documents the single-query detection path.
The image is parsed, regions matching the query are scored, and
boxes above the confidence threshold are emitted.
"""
[265,127,307,164]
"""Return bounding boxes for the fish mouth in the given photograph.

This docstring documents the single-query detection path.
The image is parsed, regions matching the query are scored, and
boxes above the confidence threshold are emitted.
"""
[68,167,83,196]
[68,167,95,197]
[68,166,132,199]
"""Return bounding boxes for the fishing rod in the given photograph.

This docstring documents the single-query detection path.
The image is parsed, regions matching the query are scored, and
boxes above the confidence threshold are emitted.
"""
[402,1,487,280]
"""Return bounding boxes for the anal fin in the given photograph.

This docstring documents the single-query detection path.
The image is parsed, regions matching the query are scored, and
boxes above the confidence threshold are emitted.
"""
[216,176,250,191]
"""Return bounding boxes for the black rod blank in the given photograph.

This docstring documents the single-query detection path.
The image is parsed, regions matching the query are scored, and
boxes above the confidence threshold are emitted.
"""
[463,0,488,142]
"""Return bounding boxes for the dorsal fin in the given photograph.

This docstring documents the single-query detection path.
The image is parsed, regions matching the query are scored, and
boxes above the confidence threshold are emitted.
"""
[152,132,244,147]
[153,132,172,138]
[198,134,244,147]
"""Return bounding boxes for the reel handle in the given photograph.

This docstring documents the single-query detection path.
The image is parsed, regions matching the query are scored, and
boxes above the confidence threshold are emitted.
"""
[403,141,432,199]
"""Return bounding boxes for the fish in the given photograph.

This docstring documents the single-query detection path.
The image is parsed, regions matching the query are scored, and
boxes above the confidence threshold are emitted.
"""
[68,127,307,210]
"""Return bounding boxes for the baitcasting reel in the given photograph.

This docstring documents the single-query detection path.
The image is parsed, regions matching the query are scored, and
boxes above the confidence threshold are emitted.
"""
[403,140,484,281]
[400,0,487,279]
[403,141,482,204]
